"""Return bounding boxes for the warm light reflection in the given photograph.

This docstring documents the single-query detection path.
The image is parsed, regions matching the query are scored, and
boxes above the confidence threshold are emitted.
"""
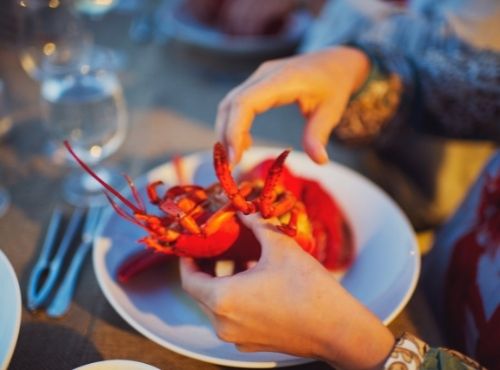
[19,53,36,76]
[90,145,102,158]
[43,42,56,56]
[19,0,27,7]
[48,0,60,8]
[80,64,90,74]
[94,0,114,6]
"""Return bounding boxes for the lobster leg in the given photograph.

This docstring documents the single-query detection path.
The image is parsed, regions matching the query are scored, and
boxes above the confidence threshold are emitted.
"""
[214,143,255,214]
[264,191,297,219]
[202,204,237,235]
[166,185,207,202]
[276,202,301,237]
[259,149,291,218]
[160,200,203,235]
[135,213,180,241]
[147,181,164,205]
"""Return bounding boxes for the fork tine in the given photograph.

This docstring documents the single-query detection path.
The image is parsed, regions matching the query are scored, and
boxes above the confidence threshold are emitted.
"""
[28,208,85,309]
[27,207,64,310]
[82,207,100,239]
[46,206,103,317]
[51,208,85,264]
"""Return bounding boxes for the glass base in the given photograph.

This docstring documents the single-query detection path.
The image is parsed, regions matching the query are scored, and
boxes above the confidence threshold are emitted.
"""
[0,187,10,217]
[63,166,123,207]
[44,140,68,166]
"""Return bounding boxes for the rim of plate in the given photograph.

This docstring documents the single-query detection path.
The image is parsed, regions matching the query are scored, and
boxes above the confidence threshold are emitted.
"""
[92,147,420,368]
[378,197,420,326]
[0,250,22,370]
[73,359,160,370]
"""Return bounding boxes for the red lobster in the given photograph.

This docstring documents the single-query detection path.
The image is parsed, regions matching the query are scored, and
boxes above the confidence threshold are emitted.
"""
[64,141,354,280]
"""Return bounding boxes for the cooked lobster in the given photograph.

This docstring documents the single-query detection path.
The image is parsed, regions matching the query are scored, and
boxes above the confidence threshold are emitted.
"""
[64,141,354,280]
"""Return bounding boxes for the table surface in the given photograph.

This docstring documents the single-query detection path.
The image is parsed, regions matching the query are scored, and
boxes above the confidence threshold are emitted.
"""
[0,8,443,370]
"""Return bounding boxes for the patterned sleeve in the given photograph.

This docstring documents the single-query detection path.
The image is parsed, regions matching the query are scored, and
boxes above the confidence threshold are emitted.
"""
[331,7,500,144]
[383,332,485,370]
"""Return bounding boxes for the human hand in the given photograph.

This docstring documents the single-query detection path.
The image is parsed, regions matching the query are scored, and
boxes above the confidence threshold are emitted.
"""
[215,46,371,165]
[180,214,394,369]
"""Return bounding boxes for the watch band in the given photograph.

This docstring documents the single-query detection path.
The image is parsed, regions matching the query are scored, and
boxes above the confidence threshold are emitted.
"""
[383,332,429,370]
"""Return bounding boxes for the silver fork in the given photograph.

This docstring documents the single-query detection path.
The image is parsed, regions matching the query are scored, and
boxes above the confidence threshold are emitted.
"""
[46,206,103,318]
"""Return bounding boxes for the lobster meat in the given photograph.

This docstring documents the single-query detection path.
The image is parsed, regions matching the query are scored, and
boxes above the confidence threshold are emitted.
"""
[64,141,355,280]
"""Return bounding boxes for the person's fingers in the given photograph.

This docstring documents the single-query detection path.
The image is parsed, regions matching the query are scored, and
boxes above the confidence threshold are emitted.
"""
[215,82,259,155]
[215,62,279,154]
[235,343,265,353]
[238,213,299,260]
[222,78,301,163]
[302,92,350,164]
[179,257,217,304]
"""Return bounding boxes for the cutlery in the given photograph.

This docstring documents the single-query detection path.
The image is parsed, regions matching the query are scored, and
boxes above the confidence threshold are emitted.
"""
[27,207,85,310]
[46,207,102,318]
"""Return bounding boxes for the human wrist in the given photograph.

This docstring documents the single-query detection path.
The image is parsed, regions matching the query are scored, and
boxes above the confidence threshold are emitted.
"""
[322,46,372,96]
[313,289,395,369]
[329,323,394,370]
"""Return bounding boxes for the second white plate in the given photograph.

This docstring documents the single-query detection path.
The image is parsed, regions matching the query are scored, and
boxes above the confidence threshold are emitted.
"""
[0,250,22,370]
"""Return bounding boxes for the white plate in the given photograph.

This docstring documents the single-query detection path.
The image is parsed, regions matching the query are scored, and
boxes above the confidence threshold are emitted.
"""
[93,147,420,368]
[0,250,22,370]
[156,0,312,56]
[74,359,160,370]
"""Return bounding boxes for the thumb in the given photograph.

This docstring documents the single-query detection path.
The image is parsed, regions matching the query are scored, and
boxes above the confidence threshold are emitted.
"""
[179,257,217,304]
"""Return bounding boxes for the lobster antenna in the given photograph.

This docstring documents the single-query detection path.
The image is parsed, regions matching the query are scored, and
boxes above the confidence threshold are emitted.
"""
[105,193,144,227]
[63,140,141,213]
[172,155,185,185]
[124,174,145,212]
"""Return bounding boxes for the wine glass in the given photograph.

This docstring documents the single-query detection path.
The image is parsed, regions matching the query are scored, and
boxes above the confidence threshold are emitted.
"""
[72,0,128,74]
[73,0,120,18]
[16,0,92,80]
[40,47,128,206]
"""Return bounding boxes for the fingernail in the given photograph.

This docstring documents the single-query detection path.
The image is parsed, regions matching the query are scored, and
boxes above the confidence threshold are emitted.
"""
[228,147,236,163]
[229,147,241,164]
[316,144,329,164]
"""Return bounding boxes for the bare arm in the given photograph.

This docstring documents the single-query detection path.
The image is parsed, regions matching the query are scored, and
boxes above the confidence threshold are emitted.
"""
[180,213,395,369]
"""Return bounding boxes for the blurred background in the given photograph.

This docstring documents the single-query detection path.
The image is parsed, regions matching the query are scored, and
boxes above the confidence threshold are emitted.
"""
[1,0,370,208]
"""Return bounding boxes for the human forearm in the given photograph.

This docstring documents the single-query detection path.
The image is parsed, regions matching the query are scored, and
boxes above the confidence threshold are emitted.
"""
[314,286,395,370]
[332,13,500,143]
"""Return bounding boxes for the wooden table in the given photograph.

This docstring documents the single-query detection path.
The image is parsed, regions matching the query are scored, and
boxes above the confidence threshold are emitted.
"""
[0,10,443,370]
